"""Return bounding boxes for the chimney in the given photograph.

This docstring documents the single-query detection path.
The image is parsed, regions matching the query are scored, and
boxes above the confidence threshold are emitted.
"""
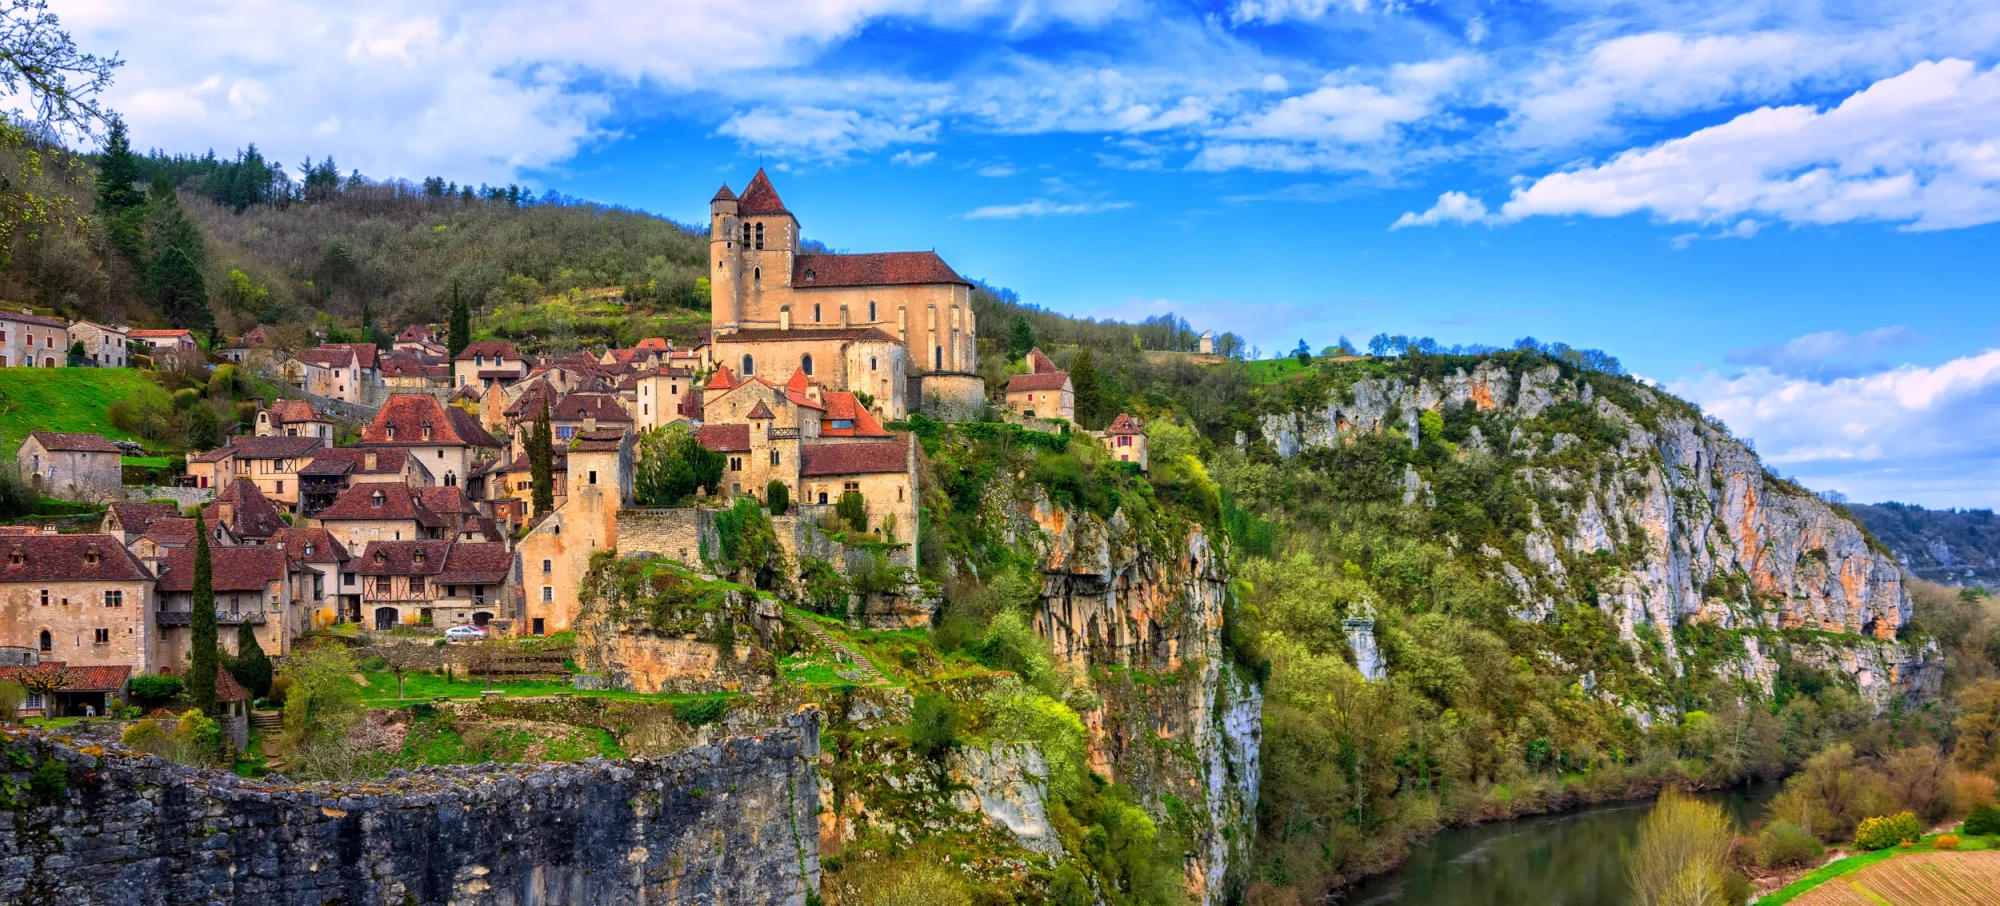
[364,452,378,470]
[779,308,791,331]
[584,415,597,433]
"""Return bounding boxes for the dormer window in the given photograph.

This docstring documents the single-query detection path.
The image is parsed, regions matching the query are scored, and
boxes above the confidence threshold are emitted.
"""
[7,550,20,566]
[413,550,426,565]
[84,550,99,566]
[386,424,398,440]
[303,543,315,556]
[475,355,484,367]
[371,490,385,508]
[421,422,433,441]
[374,551,386,564]
[805,269,816,282]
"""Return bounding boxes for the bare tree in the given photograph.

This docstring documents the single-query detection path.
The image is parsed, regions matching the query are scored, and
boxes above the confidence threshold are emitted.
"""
[377,644,424,700]
[0,0,121,137]
[15,663,72,711]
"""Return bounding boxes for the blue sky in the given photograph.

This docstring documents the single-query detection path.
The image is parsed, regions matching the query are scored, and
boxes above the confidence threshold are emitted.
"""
[48,0,2000,507]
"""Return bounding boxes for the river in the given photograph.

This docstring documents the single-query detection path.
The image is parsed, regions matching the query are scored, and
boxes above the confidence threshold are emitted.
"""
[1340,784,1780,906]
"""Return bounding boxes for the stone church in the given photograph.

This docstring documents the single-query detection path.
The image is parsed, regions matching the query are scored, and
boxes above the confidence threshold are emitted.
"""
[707,170,984,421]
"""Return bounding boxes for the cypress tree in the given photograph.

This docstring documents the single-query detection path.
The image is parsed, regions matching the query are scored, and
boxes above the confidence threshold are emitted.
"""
[97,117,147,265]
[1069,348,1104,430]
[529,401,555,516]
[448,280,471,357]
[229,622,273,700]
[188,511,218,716]
[1007,315,1035,363]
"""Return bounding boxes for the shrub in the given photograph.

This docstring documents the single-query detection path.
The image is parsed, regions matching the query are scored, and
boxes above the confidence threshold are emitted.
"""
[1935,834,1960,850]
[671,697,729,727]
[228,622,274,699]
[766,480,789,515]
[1854,811,1922,850]
[266,675,292,709]
[909,693,960,761]
[126,674,186,710]
[836,491,867,533]
[0,682,21,722]
[29,758,67,802]
[1965,802,2000,835]
[1628,790,1733,906]
[1759,821,1823,867]
[121,709,221,765]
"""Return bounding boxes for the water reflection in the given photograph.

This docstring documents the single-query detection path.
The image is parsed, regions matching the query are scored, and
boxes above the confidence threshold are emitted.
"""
[1341,785,1779,906]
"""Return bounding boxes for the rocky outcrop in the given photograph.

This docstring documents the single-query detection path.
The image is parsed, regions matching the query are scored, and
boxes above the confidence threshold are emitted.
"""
[0,713,822,906]
[950,743,1063,856]
[1260,361,1940,711]
[997,486,1262,903]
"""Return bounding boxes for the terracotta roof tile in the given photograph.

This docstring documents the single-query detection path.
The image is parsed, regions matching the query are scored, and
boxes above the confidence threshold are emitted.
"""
[697,424,751,453]
[1006,372,1069,393]
[793,252,969,289]
[1106,413,1144,435]
[454,340,521,363]
[0,663,132,692]
[216,480,285,539]
[4,310,69,328]
[437,542,512,585]
[736,168,789,215]
[553,393,632,423]
[706,365,740,391]
[820,391,890,437]
[317,484,445,527]
[265,399,325,424]
[711,183,737,202]
[299,447,418,477]
[636,337,670,351]
[0,534,151,582]
[108,503,179,533]
[722,326,902,344]
[226,435,324,459]
[128,328,194,339]
[362,394,501,447]
[356,540,453,576]
[1027,348,1059,374]
[801,439,909,476]
[155,545,285,592]
[27,432,120,453]
[273,527,349,564]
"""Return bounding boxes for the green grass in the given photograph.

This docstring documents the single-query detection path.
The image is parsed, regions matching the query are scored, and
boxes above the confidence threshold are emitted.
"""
[1756,832,1999,905]
[355,669,737,706]
[0,369,174,452]
[121,455,174,468]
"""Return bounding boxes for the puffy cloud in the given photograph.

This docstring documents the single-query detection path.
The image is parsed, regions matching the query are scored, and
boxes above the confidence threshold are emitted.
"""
[961,198,1133,219]
[1670,349,2000,506]
[717,107,937,160]
[1496,59,2000,230]
[1391,190,1493,228]
[891,150,938,166]
[1723,327,1927,379]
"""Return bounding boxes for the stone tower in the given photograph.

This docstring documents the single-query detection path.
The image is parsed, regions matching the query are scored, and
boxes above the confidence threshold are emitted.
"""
[709,183,742,332]
[710,169,801,335]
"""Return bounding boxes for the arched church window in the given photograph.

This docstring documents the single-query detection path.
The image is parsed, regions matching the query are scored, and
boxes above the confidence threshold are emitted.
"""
[802,354,814,376]
[813,304,821,322]
[753,267,760,283]
[742,354,754,376]
[935,346,943,370]
[755,223,765,249]
[868,301,876,321]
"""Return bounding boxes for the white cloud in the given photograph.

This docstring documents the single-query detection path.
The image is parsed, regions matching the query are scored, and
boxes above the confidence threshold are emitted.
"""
[891,149,938,166]
[1226,0,1376,27]
[1493,59,2000,231]
[962,198,1133,219]
[1724,327,1926,377]
[1671,348,2000,507]
[1391,190,1493,228]
[976,163,1019,177]
[717,107,937,160]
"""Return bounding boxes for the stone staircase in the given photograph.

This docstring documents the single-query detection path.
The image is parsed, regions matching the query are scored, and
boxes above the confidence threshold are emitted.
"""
[796,620,884,684]
[249,710,283,731]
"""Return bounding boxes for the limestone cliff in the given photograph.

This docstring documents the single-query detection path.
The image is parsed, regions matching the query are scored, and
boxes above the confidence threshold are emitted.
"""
[992,482,1263,903]
[1259,360,1941,713]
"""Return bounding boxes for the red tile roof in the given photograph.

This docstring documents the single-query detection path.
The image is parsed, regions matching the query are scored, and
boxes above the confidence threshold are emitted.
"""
[216,480,285,539]
[226,435,324,459]
[1106,413,1144,435]
[711,183,737,202]
[27,432,120,453]
[570,427,627,453]
[154,545,285,592]
[706,365,740,391]
[736,168,790,216]
[793,252,969,289]
[317,342,379,369]
[636,337,670,351]
[108,503,179,533]
[553,393,632,424]
[380,358,451,379]
[801,440,909,476]
[745,400,775,420]
[437,542,512,585]
[356,540,453,576]
[417,485,473,515]
[273,527,349,564]
[785,368,811,394]
[0,534,151,582]
[397,325,438,343]
[299,447,419,477]
[0,663,132,692]
[697,424,751,453]
[362,394,502,447]
[317,484,445,527]
[722,327,902,344]
[1006,372,1070,393]
[4,309,69,328]
[820,391,890,437]
[265,399,326,424]
[455,340,521,363]
[215,670,247,702]
[1027,348,1059,374]
[128,328,193,340]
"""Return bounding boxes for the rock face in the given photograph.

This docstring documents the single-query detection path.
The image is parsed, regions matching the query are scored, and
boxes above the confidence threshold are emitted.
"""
[1005,489,1263,903]
[1261,361,1942,712]
[950,743,1063,856]
[0,714,822,906]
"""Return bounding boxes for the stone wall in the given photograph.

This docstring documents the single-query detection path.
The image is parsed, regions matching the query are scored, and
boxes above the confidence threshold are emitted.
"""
[0,712,822,906]
[124,486,212,508]
[914,372,985,423]
[619,508,708,565]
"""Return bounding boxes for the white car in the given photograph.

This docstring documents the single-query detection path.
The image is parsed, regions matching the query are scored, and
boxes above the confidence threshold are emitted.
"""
[444,625,489,641]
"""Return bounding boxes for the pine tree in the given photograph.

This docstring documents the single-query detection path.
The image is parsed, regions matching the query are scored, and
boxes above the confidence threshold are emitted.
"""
[1069,348,1104,429]
[188,513,218,716]
[148,247,212,331]
[1007,315,1035,363]
[447,280,471,357]
[96,116,147,265]
[529,402,555,516]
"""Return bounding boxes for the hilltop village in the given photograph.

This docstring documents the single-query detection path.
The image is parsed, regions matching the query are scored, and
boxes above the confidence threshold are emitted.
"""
[0,170,1147,718]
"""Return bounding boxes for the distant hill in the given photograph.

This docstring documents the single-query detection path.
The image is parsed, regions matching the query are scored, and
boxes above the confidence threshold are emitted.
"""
[1850,501,2000,585]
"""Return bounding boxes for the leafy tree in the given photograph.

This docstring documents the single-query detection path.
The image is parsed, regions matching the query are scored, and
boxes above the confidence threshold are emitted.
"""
[1007,314,1035,363]
[765,479,789,515]
[1954,678,2000,774]
[1965,802,2000,835]
[228,621,272,699]
[633,424,724,507]
[529,401,555,516]
[909,693,960,761]
[65,339,82,365]
[837,490,868,533]
[1627,790,1732,906]
[447,279,471,357]
[125,674,184,710]
[184,400,223,449]
[1068,348,1104,429]
[1294,338,1312,365]
[0,469,34,518]
[1853,812,1921,850]
[187,517,218,715]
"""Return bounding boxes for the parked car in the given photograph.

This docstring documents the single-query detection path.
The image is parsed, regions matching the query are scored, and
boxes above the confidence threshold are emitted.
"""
[444,624,489,641]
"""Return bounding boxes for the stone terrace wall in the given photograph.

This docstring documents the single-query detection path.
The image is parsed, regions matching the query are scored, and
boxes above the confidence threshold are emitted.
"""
[0,711,822,906]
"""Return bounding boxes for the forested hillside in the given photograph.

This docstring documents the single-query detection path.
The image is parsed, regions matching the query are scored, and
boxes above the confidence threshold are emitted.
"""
[1851,502,2000,586]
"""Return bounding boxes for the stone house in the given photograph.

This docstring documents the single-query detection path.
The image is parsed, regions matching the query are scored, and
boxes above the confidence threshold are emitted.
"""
[1099,413,1148,471]
[273,527,352,629]
[0,308,70,367]
[799,439,918,543]
[100,502,182,544]
[152,545,296,665]
[453,340,524,389]
[296,447,432,517]
[551,392,632,442]
[67,321,130,367]
[127,328,198,357]
[219,325,268,364]
[124,513,240,566]
[353,540,512,630]
[17,432,123,501]
[254,400,333,443]
[0,661,132,718]
[393,325,447,357]
[633,365,700,432]
[206,479,286,545]
[1004,348,1074,422]
[379,354,452,389]
[516,435,625,637]
[186,435,324,508]
[0,534,157,677]
[358,393,504,490]
[312,482,476,551]
[296,343,379,403]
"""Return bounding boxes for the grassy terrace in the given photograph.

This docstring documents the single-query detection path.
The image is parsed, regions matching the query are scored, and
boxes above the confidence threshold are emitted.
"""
[1758,831,2000,905]
[0,368,175,451]
[353,669,738,707]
